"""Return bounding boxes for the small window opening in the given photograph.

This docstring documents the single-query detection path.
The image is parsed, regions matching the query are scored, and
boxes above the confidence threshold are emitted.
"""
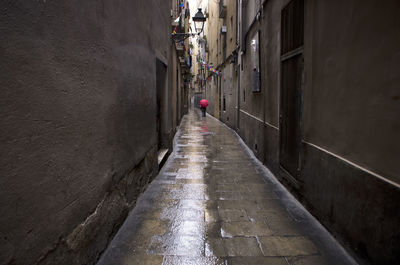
[223,96,226,111]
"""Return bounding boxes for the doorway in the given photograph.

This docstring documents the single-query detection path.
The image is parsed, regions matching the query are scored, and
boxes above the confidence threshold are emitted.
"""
[156,58,167,150]
[279,0,304,179]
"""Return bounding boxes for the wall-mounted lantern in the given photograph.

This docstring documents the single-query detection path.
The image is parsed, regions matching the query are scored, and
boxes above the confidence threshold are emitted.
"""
[192,8,206,34]
[172,8,206,43]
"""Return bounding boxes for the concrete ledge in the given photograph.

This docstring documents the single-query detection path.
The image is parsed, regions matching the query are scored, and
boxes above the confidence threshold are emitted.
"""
[35,146,158,265]
[301,142,400,265]
[157,148,170,169]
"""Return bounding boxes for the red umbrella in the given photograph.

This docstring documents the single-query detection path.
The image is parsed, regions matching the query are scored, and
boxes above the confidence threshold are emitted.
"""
[200,99,209,108]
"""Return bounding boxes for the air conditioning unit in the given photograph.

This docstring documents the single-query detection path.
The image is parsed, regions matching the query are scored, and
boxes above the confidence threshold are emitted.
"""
[221,26,227,34]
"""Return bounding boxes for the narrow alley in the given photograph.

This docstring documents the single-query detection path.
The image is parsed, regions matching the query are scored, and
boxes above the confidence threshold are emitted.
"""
[97,108,356,265]
[1,1,399,264]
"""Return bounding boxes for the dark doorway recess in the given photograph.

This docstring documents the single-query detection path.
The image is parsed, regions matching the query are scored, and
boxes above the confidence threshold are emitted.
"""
[156,58,170,169]
[156,58,167,150]
[279,0,304,180]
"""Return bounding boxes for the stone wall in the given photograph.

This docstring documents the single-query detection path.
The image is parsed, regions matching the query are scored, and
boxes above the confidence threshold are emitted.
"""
[35,147,158,265]
[0,0,172,264]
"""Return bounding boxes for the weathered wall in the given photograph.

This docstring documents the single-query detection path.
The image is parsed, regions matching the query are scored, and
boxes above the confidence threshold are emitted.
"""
[219,0,400,264]
[205,0,237,127]
[205,76,218,117]
[170,46,179,141]
[301,143,400,265]
[220,63,238,129]
[303,0,400,183]
[225,0,238,60]
[0,0,171,264]
[301,1,400,263]
[206,0,220,67]
[259,0,287,173]
[237,0,288,165]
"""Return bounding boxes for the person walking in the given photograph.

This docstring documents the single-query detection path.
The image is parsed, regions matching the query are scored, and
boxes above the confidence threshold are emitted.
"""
[200,99,209,117]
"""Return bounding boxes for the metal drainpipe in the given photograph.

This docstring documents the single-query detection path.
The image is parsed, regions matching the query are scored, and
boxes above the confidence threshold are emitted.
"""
[242,0,247,53]
[236,0,241,130]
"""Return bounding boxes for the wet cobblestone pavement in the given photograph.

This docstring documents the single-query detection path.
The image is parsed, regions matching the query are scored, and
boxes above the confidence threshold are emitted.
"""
[97,108,358,265]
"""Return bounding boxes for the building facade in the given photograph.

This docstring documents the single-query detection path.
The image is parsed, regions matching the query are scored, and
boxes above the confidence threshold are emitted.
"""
[0,0,190,264]
[201,0,400,264]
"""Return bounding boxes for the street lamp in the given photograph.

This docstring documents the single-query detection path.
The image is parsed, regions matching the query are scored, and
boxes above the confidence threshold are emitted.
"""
[192,8,206,34]
[172,8,206,42]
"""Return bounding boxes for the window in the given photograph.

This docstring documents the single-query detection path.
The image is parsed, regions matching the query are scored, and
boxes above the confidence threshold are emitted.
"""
[230,16,233,42]
[281,0,304,55]
[230,63,233,93]
[250,31,261,92]
[223,34,226,61]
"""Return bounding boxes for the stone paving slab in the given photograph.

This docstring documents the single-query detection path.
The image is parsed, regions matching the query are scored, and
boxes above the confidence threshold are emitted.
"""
[258,236,318,256]
[221,222,272,237]
[227,257,288,265]
[287,255,331,265]
[97,108,358,265]
[224,237,264,256]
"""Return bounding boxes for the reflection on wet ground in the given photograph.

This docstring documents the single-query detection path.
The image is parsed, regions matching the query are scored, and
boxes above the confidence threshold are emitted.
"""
[97,108,358,265]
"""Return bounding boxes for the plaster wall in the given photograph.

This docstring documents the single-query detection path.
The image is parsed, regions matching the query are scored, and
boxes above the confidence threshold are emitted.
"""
[303,0,400,183]
[171,47,179,131]
[220,64,238,129]
[205,0,236,66]
[301,1,400,263]
[206,0,220,66]
[221,0,400,263]
[238,22,267,162]
[224,0,238,59]
[205,75,216,117]
[0,0,172,264]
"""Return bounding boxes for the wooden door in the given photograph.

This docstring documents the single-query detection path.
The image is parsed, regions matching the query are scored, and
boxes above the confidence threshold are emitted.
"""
[279,0,304,178]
